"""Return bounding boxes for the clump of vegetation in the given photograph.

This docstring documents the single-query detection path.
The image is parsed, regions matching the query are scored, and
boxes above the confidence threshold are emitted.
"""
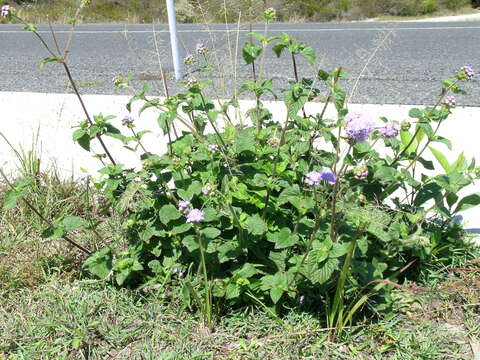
[2,4,480,341]
[1,0,477,24]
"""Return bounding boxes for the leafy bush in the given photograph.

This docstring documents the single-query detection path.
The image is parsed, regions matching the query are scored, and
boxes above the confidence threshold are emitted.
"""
[356,0,440,17]
[2,6,479,331]
[442,0,471,10]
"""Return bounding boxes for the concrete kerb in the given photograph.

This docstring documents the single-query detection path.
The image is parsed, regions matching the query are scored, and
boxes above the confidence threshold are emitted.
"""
[0,91,479,241]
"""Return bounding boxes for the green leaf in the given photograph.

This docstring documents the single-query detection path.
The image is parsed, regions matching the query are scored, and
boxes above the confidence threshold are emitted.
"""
[429,146,450,173]
[245,215,267,235]
[234,128,256,154]
[314,258,339,285]
[272,42,287,58]
[333,85,346,112]
[159,204,181,225]
[409,108,422,119]
[225,283,241,299]
[3,188,26,211]
[39,57,61,70]
[23,24,37,32]
[317,69,330,81]
[454,193,480,213]
[201,227,221,239]
[270,287,284,304]
[414,183,442,207]
[299,46,316,67]
[266,228,299,249]
[61,216,87,232]
[400,130,418,155]
[72,129,91,151]
[2,177,33,210]
[374,166,397,183]
[242,43,262,65]
[83,248,113,280]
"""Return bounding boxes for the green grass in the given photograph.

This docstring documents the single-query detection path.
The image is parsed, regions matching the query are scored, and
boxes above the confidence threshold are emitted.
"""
[0,153,479,359]
[1,272,479,359]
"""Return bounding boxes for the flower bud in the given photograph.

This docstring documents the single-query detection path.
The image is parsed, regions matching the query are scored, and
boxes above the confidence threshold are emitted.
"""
[401,120,411,131]
[353,165,368,180]
[263,8,277,23]
[267,137,279,147]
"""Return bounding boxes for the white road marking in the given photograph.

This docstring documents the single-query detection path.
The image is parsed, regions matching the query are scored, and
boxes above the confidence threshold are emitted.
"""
[1,26,480,34]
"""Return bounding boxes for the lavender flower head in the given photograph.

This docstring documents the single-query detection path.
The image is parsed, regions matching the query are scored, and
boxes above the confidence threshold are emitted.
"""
[186,208,204,223]
[178,200,190,213]
[195,43,208,55]
[458,65,475,81]
[345,112,376,142]
[443,95,456,107]
[320,170,337,184]
[185,77,199,89]
[122,115,135,127]
[1,4,10,17]
[379,122,399,138]
[208,144,219,152]
[305,170,336,186]
[80,173,92,182]
[183,54,196,66]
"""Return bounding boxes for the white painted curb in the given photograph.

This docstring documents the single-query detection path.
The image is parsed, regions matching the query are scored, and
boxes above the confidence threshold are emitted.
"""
[0,91,479,235]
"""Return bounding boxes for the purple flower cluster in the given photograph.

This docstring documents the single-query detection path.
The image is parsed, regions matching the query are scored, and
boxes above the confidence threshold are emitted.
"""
[379,122,399,138]
[183,54,196,66]
[443,95,456,107]
[121,115,135,127]
[186,208,204,223]
[196,43,208,55]
[459,65,475,80]
[305,170,336,186]
[80,173,92,182]
[345,112,376,142]
[1,4,10,17]
[178,200,190,213]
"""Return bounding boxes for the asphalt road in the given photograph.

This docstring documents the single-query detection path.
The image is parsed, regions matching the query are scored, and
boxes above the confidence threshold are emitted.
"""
[1,22,479,105]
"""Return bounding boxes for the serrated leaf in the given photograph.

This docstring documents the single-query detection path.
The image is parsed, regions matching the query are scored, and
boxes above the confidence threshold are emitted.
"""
[242,43,262,65]
[266,228,299,249]
[299,46,316,67]
[83,248,113,280]
[315,258,339,284]
[246,215,267,235]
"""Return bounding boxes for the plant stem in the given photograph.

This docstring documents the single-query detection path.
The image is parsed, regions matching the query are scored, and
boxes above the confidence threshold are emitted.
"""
[195,227,213,329]
[249,23,257,81]
[262,115,290,220]
[130,128,149,154]
[61,63,117,166]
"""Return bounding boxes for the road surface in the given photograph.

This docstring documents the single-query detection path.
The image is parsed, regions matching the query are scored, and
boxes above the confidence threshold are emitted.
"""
[0,22,479,105]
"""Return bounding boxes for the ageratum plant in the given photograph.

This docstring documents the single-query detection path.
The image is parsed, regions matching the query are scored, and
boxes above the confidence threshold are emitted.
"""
[3,5,480,332]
